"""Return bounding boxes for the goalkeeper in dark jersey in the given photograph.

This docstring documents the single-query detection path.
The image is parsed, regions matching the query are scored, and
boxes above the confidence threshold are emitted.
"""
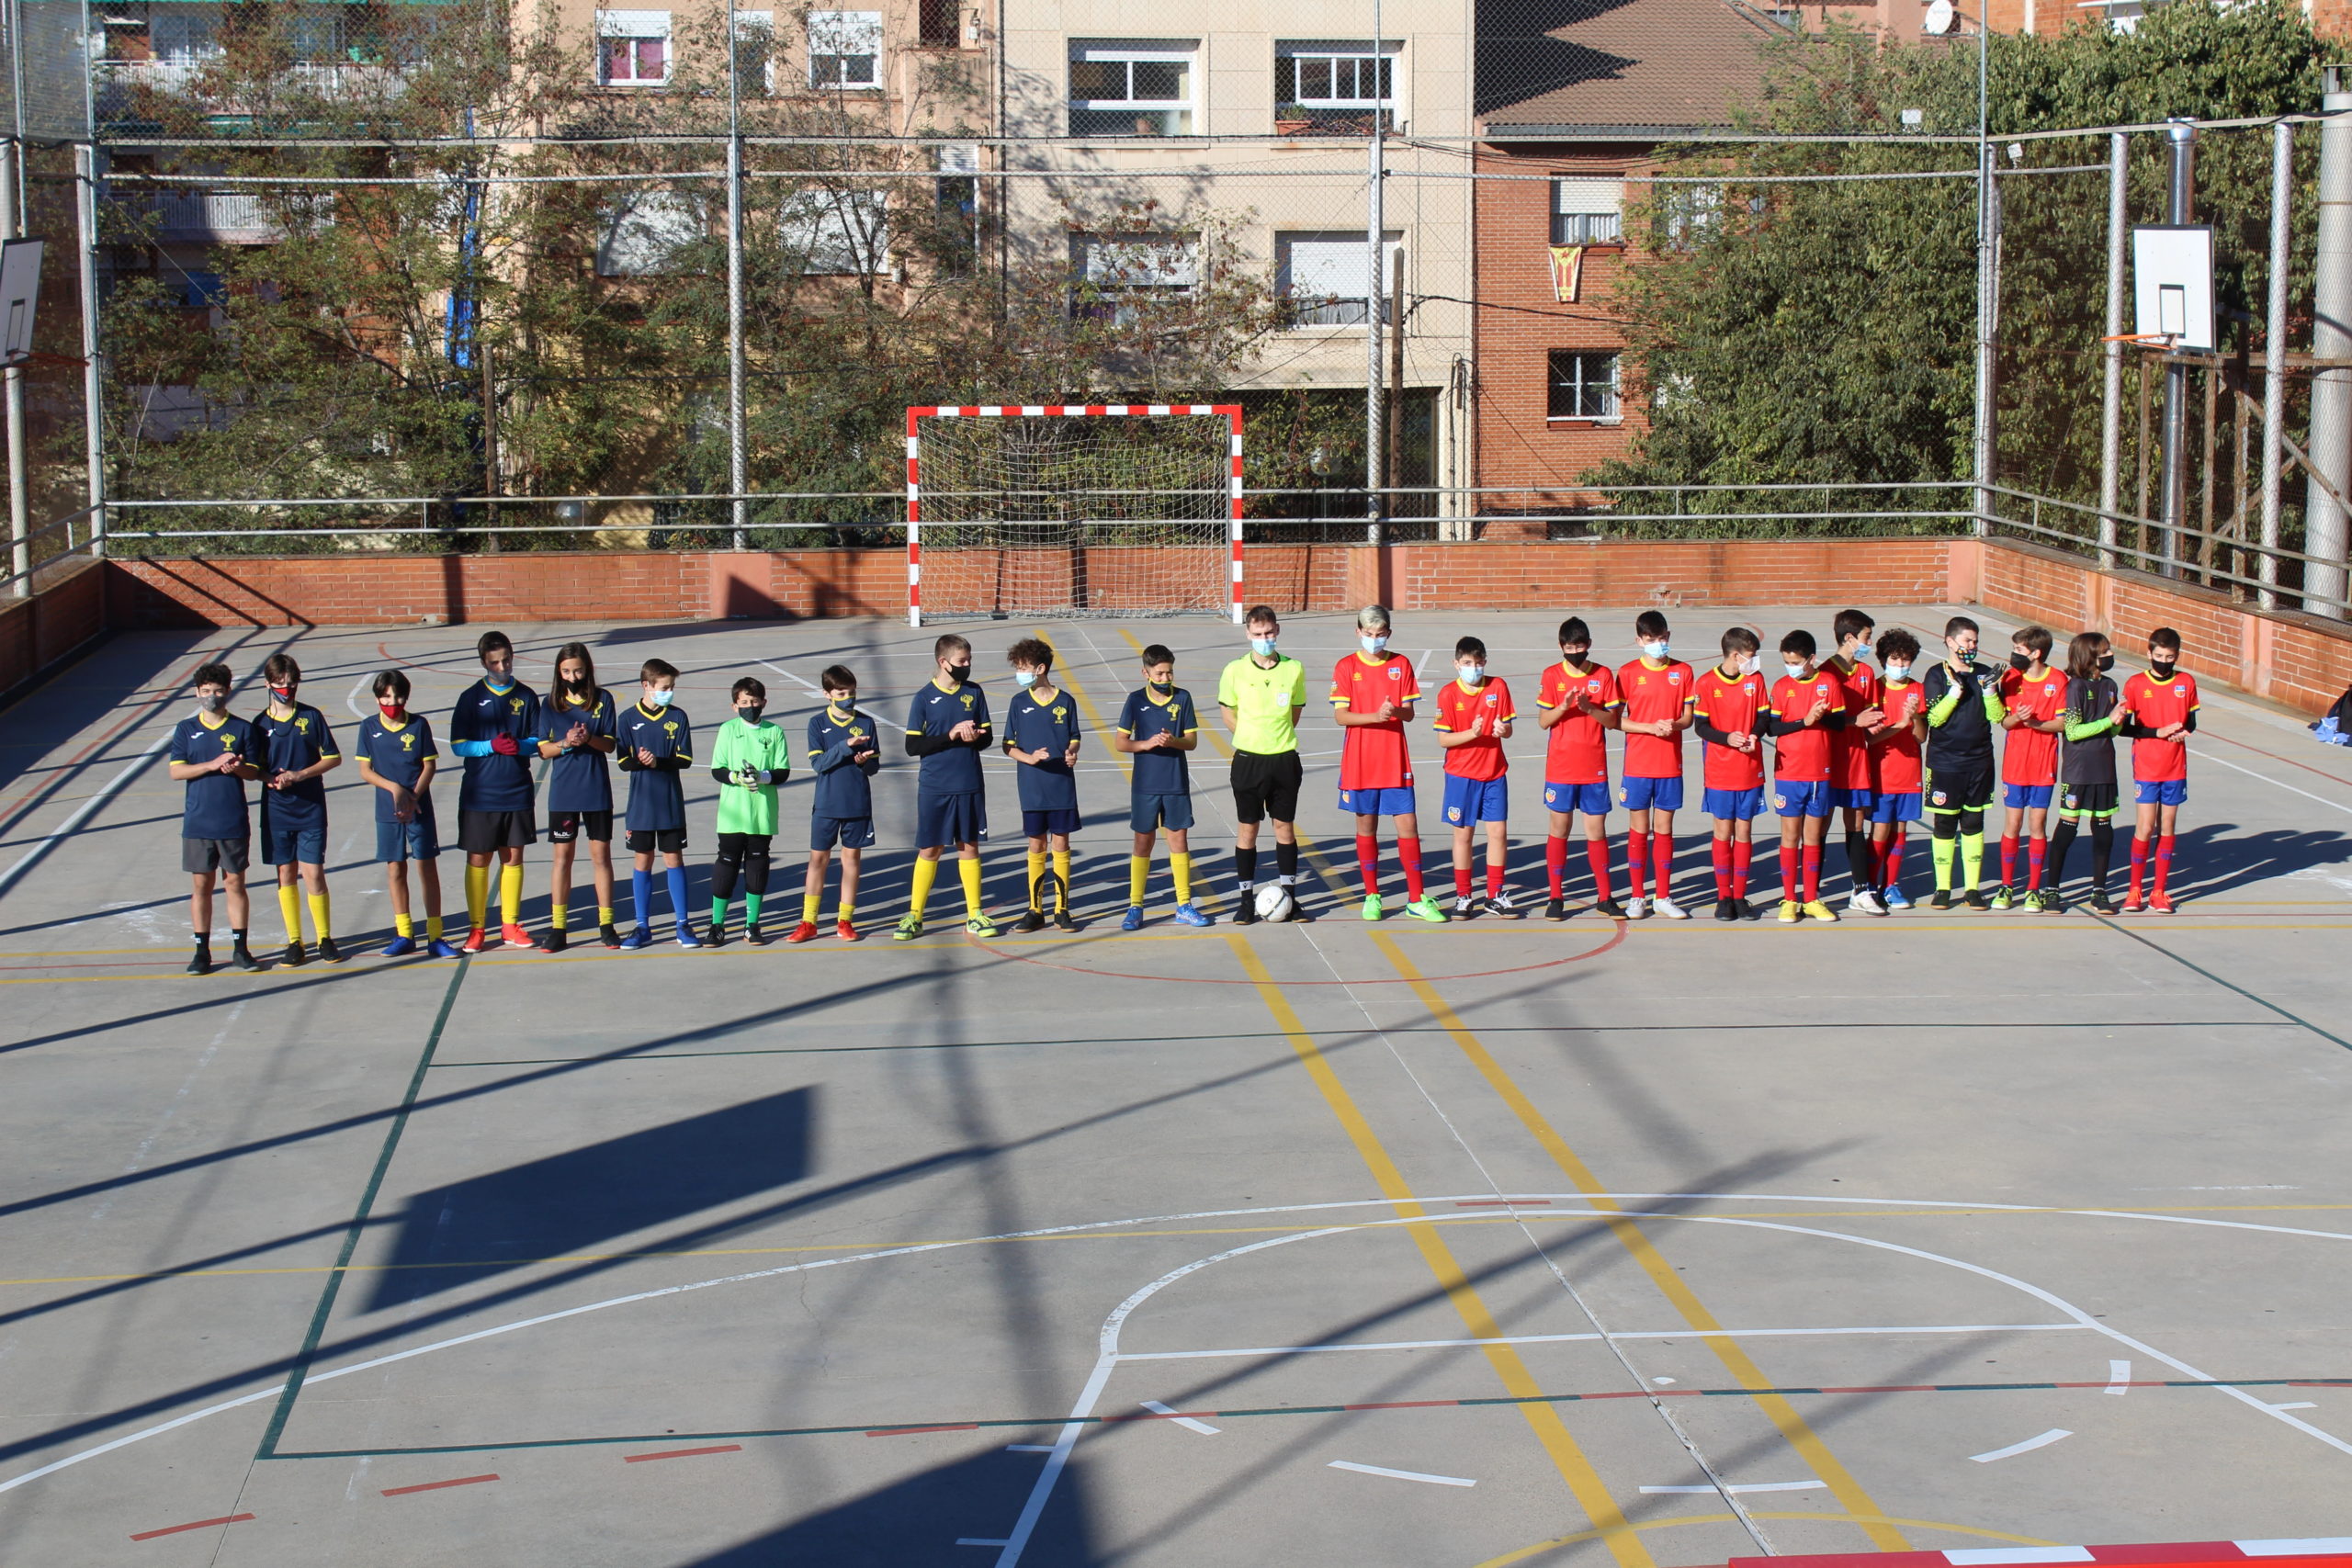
[1919,615,2006,910]
[2048,630,2122,913]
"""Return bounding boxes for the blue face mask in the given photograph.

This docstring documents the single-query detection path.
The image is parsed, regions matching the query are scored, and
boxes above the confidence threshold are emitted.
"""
[1361,635,1387,656]
[1461,663,1485,683]
[1015,669,1038,688]
[647,688,673,709]
[1642,640,1670,661]
[1250,637,1277,658]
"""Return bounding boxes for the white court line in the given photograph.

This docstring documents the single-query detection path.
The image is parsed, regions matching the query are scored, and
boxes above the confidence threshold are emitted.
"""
[1115,1323,2085,1361]
[0,728,175,900]
[344,669,375,719]
[1138,1400,1219,1435]
[1948,1550,2094,1565]
[1329,1460,1475,1487]
[2107,1359,2132,1394]
[2271,1402,2320,1411]
[2239,1539,2352,1555]
[957,1539,1012,1548]
[756,660,824,695]
[1639,1480,1826,1495]
[1970,1428,2072,1463]
[2189,744,2352,817]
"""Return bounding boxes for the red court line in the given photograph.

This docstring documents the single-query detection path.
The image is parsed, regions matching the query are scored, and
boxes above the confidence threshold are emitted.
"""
[623,1444,743,1463]
[130,1512,255,1541]
[865,1423,978,1437]
[380,1473,499,1496]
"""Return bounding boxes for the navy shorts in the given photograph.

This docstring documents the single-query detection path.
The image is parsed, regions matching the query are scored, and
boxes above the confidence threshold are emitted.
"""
[1619,774,1683,812]
[1338,785,1418,818]
[1827,786,1877,812]
[2135,778,2188,807]
[1442,774,1509,825]
[1544,780,1610,818]
[376,812,441,863]
[1871,791,1923,824]
[917,791,987,849]
[1023,807,1084,839]
[1771,779,1834,818]
[811,815,876,851]
[1702,785,1764,822]
[2003,782,2056,810]
[1128,794,1193,834]
[261,818,326,867]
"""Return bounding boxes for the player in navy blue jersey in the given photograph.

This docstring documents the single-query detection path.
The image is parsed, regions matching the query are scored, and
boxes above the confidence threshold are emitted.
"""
[537,642,621,952]
[166,661,262,974]
[251,653,343,965]
[1115,645,1207,929]
[616,657,698,949]
[354,669,460,958]
[447,629,541,952]
[899,634,994,941]
[1003,637,1080,931]
[797,664,880,942]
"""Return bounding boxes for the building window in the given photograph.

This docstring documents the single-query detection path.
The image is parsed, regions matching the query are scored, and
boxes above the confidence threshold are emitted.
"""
[1069,41,1195,136]
[782,188,888,275]
[732,9,775,96]
[808,10,882,87]
[1274,40,1397,134]
[1071,233,1196,324]
[918,0,959,46]
[1275,231,1400,327]
[598,189,703,276]
[597,9,671,85]
[1550,176,1623,246]
[1658,185,1758,248]
[1547,351,1620,421]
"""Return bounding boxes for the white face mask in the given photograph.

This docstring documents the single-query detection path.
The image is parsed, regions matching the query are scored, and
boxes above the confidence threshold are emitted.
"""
[1737,653,1759,676]
[1884,662,1911,682]
[1784,661,1808,679]
[1641,639,1670,661]
[1361,634,1388,655]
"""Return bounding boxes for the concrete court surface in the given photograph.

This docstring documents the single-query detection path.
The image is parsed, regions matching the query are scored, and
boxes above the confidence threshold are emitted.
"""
[1,604,2349,1568]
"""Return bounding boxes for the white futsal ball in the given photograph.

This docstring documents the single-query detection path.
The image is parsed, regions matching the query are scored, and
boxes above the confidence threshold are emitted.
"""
[1254,883,1297,922]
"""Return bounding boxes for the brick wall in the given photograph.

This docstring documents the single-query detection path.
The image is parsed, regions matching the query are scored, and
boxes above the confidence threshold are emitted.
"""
[0,558,109,707]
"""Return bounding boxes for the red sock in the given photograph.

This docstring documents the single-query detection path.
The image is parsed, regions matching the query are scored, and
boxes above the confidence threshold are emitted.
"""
[1802,843,1823,904]
[2154,833,2176,894]
[1886,827,1906,886]
[2000,833,2019,890]
[2027,834,2047,892]
[1625,829,1650,900]
[1398,838,1425,901]
[1544,835,1567,897]
[1651,829,1672,903]
[1711,838,1733,899]
[1585,837,1611,900]
[1454,865,1474,899]
[1780,840,1798,903]
[1357,833,1380,897]
[2130,835,2149,897]
[1866,836,1886,887]
[1487,860,1506,899]
[1731,840,1752,897]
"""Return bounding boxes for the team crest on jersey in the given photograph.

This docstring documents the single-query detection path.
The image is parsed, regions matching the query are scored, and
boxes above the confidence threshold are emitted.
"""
[1930,788,1950,806]
[1388,666,1402,681]
[663,722,679,739]
[401,732,416,751]
[509,698,526,716]
[296,717,310,734]
[1051,706,1067,721]
[960,694,975,710]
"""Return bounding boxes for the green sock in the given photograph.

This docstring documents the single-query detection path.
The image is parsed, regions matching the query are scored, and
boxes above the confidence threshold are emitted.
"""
[745,893,763,926]
[710,897,729,929]
[1961,831,1984,890]
[1931,831,1955,890]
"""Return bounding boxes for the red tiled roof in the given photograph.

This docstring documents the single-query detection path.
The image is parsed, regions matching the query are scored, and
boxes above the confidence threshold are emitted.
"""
[1477,0,1778,134]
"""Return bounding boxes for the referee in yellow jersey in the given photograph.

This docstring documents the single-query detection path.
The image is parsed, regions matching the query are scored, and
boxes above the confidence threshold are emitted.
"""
[1219,604,1312,923]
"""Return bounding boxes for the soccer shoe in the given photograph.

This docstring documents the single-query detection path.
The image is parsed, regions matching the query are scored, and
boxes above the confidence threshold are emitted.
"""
[1453,895,1478,919]
[2150,890,2177,914]
[1286,902,1315,922]
[1713,897,1737,922]
[1404,897,1448,923]
[1594,897,1628,919]
[965,913,1000,938]
[380,935,418,958]
[1962,888,1990,911]
[2120,890,2144,913]
[1929,888,1951,910]
[1654,897,1690,920]
[282,941,307,968]
[619,925,653,950]
[704,923,726,949]
[231,942,262,972]
[787,921,820,943]
[462,926,488,953]
[1014,909,1046,933]
[502,922,538,951]
[1544,897,1566,921]
[2035,891,2064,914]
[1623,896,1649,919]
[1121,905,1147,931]
[542,928,569,953]
[1487,892,1524,919]
[893,915,924,942]
[1233,899,1260,926]
[1052,908,1077,931]
[1989,885,2014,911]
[1360,894,1385,921]
[1174,902,1213,928]
[599,922,623,949]
[1883,885,1914,910]
[673,922,704,948]
[1777,899,1803,924]
[426,939,463,959]
[1804,899,1839,924]
[745,924,769,946]
[2089,892,2119,915]
[318,937,345,964]
[838,920,864,942]
[186,946,213,976]
[1848,889,1885,917]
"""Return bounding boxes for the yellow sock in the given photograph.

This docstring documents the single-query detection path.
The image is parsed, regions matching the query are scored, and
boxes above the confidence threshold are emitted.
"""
[1026,851,1046,910]
[425,914,443,942]
[597,905,615,927]
[551,898,568,931]
[1129,855,1149,908]
[1171,852,1193,905]
[910,857,938,918]
[395,910,413,939]
[803,892,821,924]
[837,901,854,925]
[500,863,523,924]
[308,891,331,942]
[958,855,983,917]
[465,864,489,928]
[1053,849,1071,910]
[278,885,301,943]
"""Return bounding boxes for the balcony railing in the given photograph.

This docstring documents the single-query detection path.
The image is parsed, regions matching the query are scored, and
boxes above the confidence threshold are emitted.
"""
[111,188,284,243]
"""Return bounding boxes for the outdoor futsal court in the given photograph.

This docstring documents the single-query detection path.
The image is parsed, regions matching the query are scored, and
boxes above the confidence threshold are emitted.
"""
[3,605,2350,1567]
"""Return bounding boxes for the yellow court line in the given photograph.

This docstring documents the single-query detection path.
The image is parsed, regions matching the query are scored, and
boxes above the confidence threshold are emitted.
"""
[1035,629,1131,784]
[1370,930,1911,1553]
[1472,1511,2058,1568]
[1227,933,1654,1568]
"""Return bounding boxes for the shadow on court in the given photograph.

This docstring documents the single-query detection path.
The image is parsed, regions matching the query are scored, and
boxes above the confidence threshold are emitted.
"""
[679,1450,1098,1567]
[364,1086,816,1310]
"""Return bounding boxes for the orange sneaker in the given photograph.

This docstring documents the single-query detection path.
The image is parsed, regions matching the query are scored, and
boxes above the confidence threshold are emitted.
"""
[461,926,487,953]
[501,922,537,951]
[2149,891,2177,914]
[836,921,862,942]
[786,920,820,943]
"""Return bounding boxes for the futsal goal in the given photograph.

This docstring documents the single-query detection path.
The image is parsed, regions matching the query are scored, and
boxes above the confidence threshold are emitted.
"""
[905,404,1244,626]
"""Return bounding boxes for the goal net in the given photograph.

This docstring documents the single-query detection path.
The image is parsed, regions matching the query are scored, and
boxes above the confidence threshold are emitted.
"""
[906,404,1243,625]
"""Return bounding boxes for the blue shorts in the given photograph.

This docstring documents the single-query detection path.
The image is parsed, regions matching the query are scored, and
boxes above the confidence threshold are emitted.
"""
[1702,785,1764,822]
[1339,785,1418,818]
[375,813,441,863]
[1442,774,1509,825]
[2004,782,2056,810]
[811,814,876,851]
[1619,774,1684,813]
[1871,791,1924,824]
[1023,807,1083,839]
[915,791,987,849]
[1544,781,1611,818]
[1828,786,1877,812]
[261,819,327,867]
[2135,777,2189,807]
[1128,794,1193,834]
[1771,779,1834,819]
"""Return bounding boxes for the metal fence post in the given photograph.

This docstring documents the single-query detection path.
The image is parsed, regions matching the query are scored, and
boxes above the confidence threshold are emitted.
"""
[3,136,27,597]
[74,141,106,558]
[2261,118,2291,612]
[2098,130,2126,570]
[727,130,747,551]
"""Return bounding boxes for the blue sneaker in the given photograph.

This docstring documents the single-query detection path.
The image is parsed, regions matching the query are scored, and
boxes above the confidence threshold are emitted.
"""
[426,938,464,959]
[673,921,704,949]
[1883,884,1913,910]
[381,934,418,957]
[1120,905,1146,931]
[1173,902,1212,928]
[619,925,653,950]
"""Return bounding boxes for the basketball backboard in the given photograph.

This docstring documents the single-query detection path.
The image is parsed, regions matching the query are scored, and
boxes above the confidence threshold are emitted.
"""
[2130,225,2215,352]
[0,239,42,366]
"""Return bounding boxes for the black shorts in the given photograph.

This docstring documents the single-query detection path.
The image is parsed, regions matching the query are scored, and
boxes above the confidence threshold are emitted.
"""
[2058,781,2120,816]
[458,807,537,853]
[181,837,251,875]
[715,831,774,856]
[627,827,688,854]
[1923,761,1995,814]
[548,809,614,844]
[1230,750,1303,825]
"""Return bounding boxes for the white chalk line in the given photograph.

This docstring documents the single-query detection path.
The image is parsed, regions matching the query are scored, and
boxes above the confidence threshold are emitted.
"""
[1969,1428,2072,1463]
[1328,1459,1475,1487]
[1137,1400,1219,1435]
[2106,1359,2131,1395]
[755,660,825,696]
[1640,1479,1827,1495]
[1117,1323,2087,1361]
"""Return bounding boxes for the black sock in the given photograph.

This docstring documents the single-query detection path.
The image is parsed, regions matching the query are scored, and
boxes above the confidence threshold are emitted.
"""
[1844,829,1871,890]
[1275,840,1299,881]
[2046,819,2077,890]
[193,931,210,948]
[2090,819,2115,890]
[1236,845,1258,887]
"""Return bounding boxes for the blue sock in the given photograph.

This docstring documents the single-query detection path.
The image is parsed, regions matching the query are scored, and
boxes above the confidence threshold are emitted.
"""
[632,867,652,929]
[666,864,690,924]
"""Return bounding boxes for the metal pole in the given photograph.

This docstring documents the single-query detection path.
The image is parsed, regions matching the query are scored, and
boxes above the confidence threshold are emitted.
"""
[727,20,747,552]
[2098,130,2126,570]
[3,139,27,597]
[2158,118,2195,580]
[74,141,105,558]
[2261,118,2291,611]
[1387,243,1404,519]
[1365,103,1384,545]
[1970,14,1993,536]
[2305,73,2352,618]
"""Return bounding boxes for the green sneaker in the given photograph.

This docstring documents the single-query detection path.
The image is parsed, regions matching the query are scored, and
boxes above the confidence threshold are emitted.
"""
[1403,897,1448,923]
[966,912,999,938]
[1360,894,1385,921]
[1990,885,2014,910]
[892,914,924,942]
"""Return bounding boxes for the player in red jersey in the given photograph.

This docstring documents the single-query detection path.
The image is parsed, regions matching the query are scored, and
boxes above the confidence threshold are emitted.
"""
[1536,616,1625,920]
[2117,626,2198,913]
[1822,609,1887,913]
[1867,628,1930,908]
[1332,604,1445,922]
[1615,610,1697,919]
[1691,626,1769,920]
[1995,625,2068,910]
[1767,629,1849,923]
[1434,636,1520,917]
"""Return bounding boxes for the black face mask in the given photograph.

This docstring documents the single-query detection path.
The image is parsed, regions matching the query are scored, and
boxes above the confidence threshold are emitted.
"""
[2150,658,2177,678]
[736,705,763,723]
[2008,651,2031,671]
[946,664,972,684]
[2098,653,2116,672]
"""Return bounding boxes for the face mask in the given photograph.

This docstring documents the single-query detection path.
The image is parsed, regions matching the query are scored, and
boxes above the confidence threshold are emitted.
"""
[269,685,297,706]
[946,663,972,684]
[1461,663,1485,683]
[566,676,593,696]
[736,704,763,723]
[1641,640,1670,661]
[1015,670,1038,688]
[1361,635,1387,655]
[484,671,513,692]
[829,694,855,711]
[1148,679,1172,695]
[1784,661,1807,679]
[1250,637,1277,658]
[1737,653,1759,676]
[2009,651,2032,671]
[2098,653,2116,672]
[379,699,406,719]
[647,688,673,709]
[199,692,227,715]
[2150,658,2177,678]
[1883,662,1911,682]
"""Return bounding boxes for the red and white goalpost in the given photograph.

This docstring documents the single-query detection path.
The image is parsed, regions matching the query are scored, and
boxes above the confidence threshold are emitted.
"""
[904,403,1244,626]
